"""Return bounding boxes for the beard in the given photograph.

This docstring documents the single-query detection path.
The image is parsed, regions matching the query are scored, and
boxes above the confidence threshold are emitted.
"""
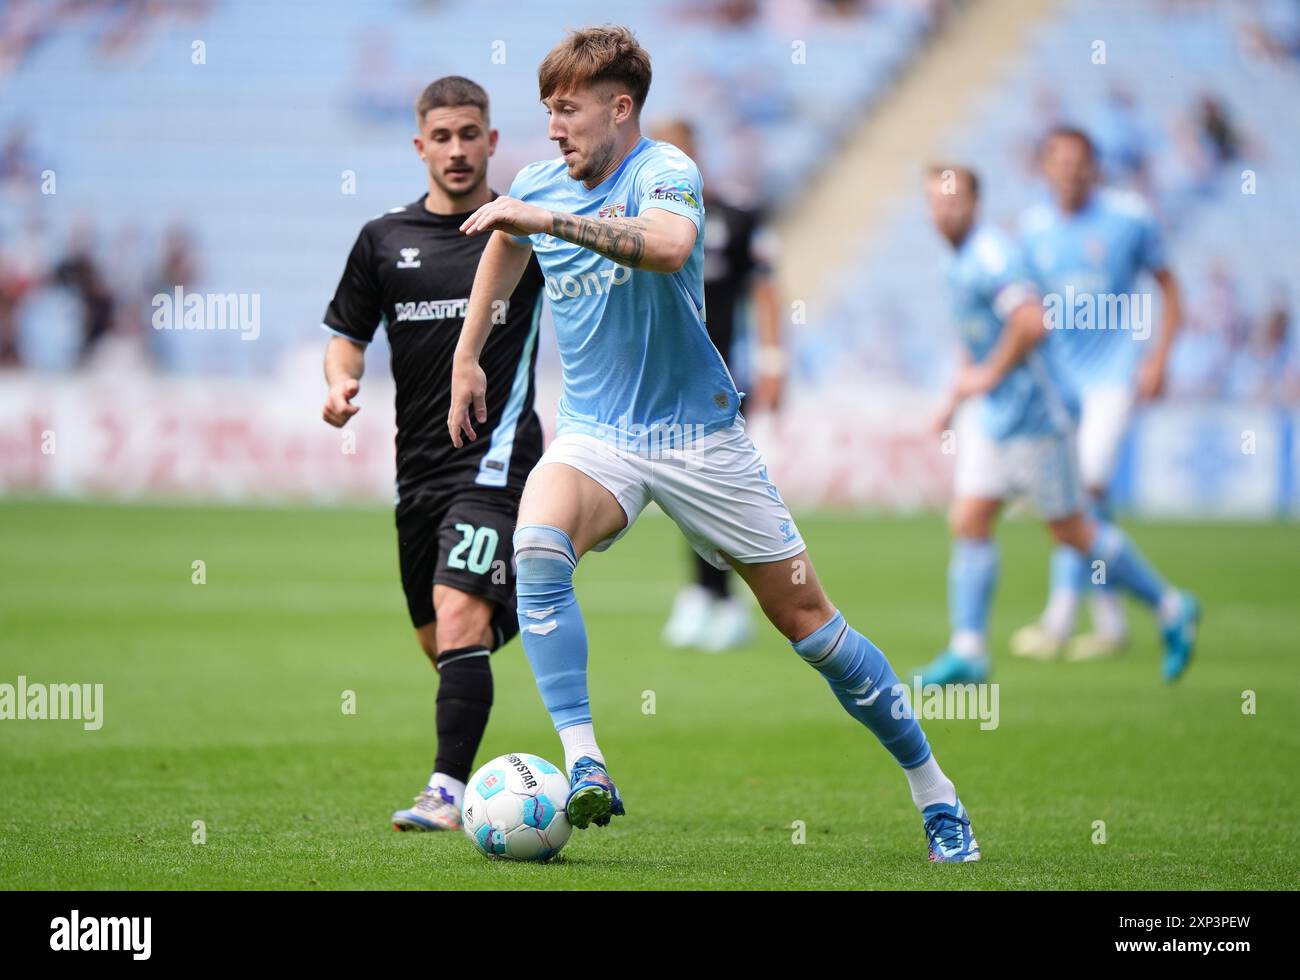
[431,164,486,201]
[569,135,618,184]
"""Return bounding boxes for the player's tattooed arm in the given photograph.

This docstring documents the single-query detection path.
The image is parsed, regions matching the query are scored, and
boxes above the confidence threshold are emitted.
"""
[550,213,649,268]
[549,208,697,274]
[460,196,693,273]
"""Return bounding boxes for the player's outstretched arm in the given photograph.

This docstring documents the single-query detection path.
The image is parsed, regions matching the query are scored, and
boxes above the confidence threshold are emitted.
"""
[461,195,695,274]
[322,335,366,427]
[549,209,696,274]
[449,230,534,448]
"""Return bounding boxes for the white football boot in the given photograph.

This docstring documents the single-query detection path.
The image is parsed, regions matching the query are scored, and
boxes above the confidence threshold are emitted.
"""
[392,787,461,832]
[662,585,713,648]
[1009,621,1065,660]
[1064,631,1129,661]
[700,596,756,652]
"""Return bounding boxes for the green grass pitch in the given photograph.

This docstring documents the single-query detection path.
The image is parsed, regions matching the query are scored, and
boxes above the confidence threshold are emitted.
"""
[1,500,1296,890]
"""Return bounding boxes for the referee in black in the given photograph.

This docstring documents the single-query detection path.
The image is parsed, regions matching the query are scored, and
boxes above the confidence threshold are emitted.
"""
[320,77,545,831]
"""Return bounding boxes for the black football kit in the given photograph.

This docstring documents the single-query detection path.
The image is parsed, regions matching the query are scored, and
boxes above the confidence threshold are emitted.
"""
[323,193,546,645]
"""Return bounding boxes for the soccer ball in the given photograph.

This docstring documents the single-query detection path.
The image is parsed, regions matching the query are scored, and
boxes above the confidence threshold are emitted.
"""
[462,753,572,861]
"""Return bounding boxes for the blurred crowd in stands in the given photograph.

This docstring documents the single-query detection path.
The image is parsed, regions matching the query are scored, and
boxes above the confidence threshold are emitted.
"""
[0,0,211,77]
[0,0,1295,405]
[0,206,201,372]
[1009,84,1298,403]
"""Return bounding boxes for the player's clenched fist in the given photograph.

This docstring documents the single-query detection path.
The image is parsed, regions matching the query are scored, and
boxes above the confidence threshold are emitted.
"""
[322,378,361,427]
[460,196,551,238]
[448,356,488,448]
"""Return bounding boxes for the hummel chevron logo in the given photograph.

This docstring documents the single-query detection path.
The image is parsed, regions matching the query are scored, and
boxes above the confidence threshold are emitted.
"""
[527,621,558,636]
[847,675,879,696]
[525,607,556,620]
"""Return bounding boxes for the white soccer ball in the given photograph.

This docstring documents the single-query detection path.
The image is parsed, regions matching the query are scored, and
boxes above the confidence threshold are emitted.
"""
[462,753,572,861]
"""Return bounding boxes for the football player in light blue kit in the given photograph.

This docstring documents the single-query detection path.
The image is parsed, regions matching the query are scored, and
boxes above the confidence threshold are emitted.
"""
[1012,127,1185,662]
[448,26,980,862]
[915,165,1199,686]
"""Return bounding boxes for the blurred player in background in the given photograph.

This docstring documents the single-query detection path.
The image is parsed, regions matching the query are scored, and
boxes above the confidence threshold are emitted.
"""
[917,165,1199,685]
[450,25,982,862]
[649,117,785,653]
[320,77,545,832]
[1011,127,1184,663]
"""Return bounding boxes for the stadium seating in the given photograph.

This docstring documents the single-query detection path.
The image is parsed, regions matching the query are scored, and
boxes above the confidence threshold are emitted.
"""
[812,0,1300,393]
[0,0,937,373]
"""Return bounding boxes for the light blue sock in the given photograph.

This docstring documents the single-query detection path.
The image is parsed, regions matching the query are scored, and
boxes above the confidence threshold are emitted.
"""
[1091,522,1170,609]
[1087,498,1119,600]
[948,537,999,641]
[513,524,590,732]
[792,611,931,769]
[1050,543,1087,595]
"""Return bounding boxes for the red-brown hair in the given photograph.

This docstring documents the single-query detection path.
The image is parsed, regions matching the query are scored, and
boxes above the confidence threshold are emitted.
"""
[538,25,652,113]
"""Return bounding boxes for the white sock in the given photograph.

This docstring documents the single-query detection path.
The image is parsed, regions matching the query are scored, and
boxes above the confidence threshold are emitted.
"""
[1158,588,1183,626]
[949,629,987,660]
[1042,589,1079,639]
[1089,589,1128,639]
[905,755,957,810]
[559,723,604,773]
[427,771,466,806]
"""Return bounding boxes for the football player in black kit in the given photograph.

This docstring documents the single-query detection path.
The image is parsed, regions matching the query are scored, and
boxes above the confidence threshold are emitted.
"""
[650,119,786,653]
[320,77,545,831]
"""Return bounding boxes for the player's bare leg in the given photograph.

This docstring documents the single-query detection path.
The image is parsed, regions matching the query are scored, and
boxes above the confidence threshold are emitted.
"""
[724,549,833,642]
[392,587,496,832]
[728,549,980,862]
[512,462,630,828]
[516,462,628,558]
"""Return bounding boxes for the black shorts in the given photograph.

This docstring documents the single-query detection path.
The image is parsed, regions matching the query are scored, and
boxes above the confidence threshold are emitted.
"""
[396,487,522,648]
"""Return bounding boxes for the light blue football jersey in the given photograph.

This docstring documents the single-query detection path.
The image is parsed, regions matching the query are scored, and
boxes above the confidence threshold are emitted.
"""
[507,137,740,445]
[1019,188,1167,395]
[946,225,1070,440]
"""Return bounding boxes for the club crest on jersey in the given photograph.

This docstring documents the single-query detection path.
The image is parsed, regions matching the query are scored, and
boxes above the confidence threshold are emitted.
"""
[397,248,421,269]
[598,203,626,219]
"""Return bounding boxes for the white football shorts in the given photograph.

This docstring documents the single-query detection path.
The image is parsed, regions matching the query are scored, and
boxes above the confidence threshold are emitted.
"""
[1075,385,1136,491]
[533,420,806,570]
[954,413,1084,522]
